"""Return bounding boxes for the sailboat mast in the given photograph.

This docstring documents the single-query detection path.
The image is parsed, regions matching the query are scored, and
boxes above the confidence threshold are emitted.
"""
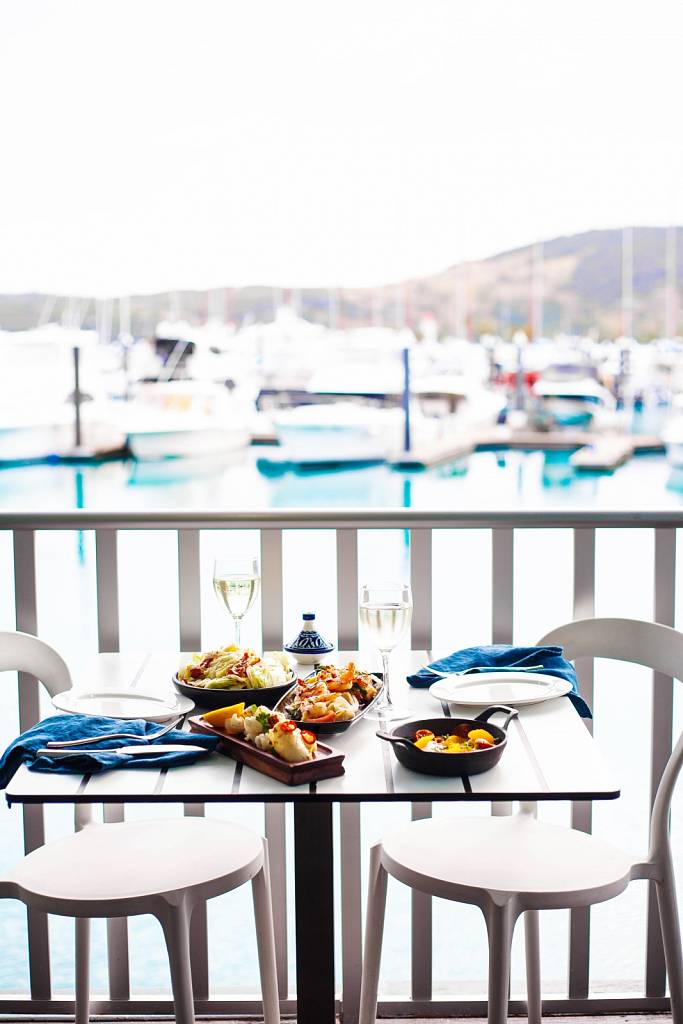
[621,226,634,338]
[531,241,544,341]
[665,225,677,338]
[328,288,338,330]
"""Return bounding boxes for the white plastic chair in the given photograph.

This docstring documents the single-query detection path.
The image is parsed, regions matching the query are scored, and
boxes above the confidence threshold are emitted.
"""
[0,629,72,696]
[0,631,280,1024]
[359,617,683,1024]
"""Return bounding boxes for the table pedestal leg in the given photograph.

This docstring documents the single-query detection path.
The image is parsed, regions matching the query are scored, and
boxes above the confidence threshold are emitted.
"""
[294,801,335,1024]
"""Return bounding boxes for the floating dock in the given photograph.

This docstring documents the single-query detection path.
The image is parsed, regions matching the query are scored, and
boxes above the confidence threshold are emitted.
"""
[570,436,635,471]
[387,428,665,470]
[388,439,475,469]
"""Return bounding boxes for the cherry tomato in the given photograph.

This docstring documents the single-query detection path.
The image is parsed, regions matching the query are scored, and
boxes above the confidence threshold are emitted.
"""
[414,729,434,740]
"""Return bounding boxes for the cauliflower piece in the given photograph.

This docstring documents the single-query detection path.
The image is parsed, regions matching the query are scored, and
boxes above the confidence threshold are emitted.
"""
[222,714,246,736]
[243,716,265,740]
[254,732,274,752]
[269,723,314,763]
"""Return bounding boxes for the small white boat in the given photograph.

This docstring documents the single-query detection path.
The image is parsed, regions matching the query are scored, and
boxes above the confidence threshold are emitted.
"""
[271,403,406,464]
[532,377,618,430]
[120,381,250,460]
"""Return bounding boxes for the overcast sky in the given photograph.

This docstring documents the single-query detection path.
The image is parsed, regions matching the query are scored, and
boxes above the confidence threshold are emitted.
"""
[1,0,682,296]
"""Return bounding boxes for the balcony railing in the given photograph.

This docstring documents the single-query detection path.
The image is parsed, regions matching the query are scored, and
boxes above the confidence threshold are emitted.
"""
[0,508,680,1020]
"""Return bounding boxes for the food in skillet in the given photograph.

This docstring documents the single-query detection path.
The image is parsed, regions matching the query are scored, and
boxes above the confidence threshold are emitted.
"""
[284,662,380,723]
[178,646,292,690]
[201,702,318,762]
[413,724,497,752]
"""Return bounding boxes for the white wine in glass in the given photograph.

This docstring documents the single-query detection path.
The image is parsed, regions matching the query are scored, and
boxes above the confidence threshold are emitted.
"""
[213,556,260,648]
[359,581,412,721]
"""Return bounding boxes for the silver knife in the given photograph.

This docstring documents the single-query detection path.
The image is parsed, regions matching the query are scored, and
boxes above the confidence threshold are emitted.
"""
[36,744,210,758]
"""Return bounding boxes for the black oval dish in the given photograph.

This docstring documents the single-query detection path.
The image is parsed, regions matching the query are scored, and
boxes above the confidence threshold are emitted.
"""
[172,673,296,711]
[274,672,385,735]
[377,705,518,776]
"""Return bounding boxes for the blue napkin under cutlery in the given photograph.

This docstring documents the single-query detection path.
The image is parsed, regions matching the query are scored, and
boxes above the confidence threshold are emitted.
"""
[407,644,591,718]
[0,714,218,788]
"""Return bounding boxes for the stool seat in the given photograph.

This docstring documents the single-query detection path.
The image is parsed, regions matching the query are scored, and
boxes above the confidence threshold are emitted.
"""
[8,817,263,911]
[381,814,633,908]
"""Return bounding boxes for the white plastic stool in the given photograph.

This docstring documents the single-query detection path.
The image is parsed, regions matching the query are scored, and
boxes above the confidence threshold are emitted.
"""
[359,618,683,1024]
[0,632,280,1024]
[0,816,280,1024]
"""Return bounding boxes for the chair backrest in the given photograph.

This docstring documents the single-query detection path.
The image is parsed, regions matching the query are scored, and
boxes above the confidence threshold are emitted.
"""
[0,631,72,698]
[537,617,683,862]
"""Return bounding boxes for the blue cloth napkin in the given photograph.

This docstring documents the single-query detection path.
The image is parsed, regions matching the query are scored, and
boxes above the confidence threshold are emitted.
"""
[0,714,218,789]
[407,644,591,718]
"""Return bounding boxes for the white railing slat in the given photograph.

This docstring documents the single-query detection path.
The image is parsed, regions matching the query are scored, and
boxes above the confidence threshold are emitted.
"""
[260,529,283,651]
[336,529,359,650]
[103,803,130,1000]
[13,528,51,1000]
[264,803,289,999]
[491,527,514,644]
[646,527,676,996]
[178,528,201,650]
[410,801,432,1000]
[410,529,432,651]
[95,530,129,999]
[568,526,596,999]
[340,802,362,1024]
[184,802,210,999]
[96,529,120,652]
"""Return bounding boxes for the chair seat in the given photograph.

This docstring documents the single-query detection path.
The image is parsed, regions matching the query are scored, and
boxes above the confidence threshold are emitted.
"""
[381,814,634,909]
[8,817,263,911]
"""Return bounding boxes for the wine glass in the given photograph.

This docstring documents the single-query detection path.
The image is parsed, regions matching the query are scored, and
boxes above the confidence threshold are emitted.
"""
[213,556,260,648]
[359,580,413,721]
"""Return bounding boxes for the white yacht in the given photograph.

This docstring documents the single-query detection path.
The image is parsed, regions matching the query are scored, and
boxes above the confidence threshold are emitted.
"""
[119,380,250,460]
[531,377,619,430]
[270,402,409,464]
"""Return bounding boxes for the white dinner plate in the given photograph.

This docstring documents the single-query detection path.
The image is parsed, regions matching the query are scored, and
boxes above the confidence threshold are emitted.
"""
[428,671,572,708]
[52,689,195,723]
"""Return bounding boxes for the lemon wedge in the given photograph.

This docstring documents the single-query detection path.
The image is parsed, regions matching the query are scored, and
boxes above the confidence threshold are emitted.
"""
[202,702,245,726]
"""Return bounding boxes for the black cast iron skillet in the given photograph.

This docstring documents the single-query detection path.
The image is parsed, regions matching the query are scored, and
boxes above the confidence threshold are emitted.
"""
[376,705,518,776]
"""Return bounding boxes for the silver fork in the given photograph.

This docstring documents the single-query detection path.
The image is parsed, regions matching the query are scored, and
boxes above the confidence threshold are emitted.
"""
[46,715,185,749]
[423,664,545,676]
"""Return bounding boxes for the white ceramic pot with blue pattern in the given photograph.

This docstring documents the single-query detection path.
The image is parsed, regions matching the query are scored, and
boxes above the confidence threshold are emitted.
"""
[284,613,335,665]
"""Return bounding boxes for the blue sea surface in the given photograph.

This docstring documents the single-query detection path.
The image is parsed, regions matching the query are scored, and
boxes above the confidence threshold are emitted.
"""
[0,448,682,999]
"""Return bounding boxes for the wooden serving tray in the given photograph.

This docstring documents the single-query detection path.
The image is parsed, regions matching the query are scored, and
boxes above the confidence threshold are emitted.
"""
[189,715,345,786]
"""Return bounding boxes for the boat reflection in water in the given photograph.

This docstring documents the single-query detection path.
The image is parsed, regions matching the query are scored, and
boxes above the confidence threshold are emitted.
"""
[541,449,576,488]
[127,451,242,487]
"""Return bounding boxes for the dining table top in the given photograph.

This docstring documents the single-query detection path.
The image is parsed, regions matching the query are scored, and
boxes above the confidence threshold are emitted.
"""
[4,649,619,806]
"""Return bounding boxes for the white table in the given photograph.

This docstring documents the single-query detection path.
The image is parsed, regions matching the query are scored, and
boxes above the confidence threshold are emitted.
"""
[4,651,619,1024]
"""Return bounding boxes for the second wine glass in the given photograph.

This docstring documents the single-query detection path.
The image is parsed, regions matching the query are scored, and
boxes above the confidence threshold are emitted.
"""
[359,580,412,721]
[213,556,260,648]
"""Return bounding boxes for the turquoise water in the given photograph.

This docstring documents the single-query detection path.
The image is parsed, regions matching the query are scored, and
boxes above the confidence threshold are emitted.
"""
[1,448,682,999]
[0,446,682,511]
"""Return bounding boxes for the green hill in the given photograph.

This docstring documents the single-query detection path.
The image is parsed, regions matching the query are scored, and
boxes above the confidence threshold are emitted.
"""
[1,226,681,339]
